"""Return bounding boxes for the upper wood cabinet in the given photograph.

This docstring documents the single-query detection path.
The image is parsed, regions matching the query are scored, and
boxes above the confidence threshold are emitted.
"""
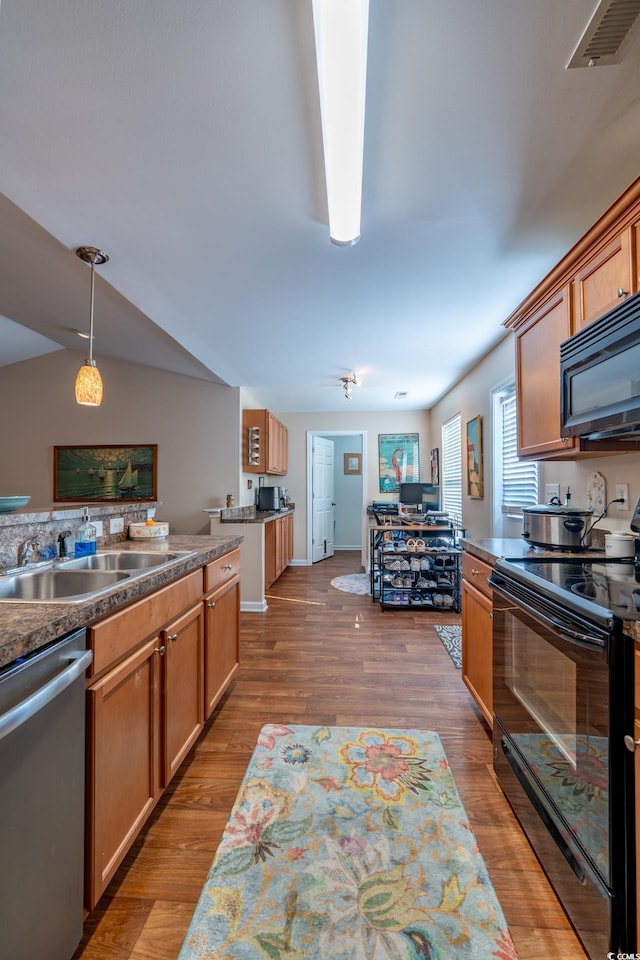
[506,176,640,460]
[572,227,635,331]
[243,409,288,475]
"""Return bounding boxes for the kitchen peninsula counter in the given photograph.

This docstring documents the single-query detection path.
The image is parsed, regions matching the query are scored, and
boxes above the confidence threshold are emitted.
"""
[216,506,295,524]
[0,534,242,670]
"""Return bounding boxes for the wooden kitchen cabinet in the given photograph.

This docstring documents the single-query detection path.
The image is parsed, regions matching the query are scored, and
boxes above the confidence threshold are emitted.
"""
[86,636,162,908]
[160,602,204,785]
[265,513,293,588]
[243,408,288,475]
[85,554,240,909]
[572,228,635,330]
[461,552,494,729]
[204,577,240,717]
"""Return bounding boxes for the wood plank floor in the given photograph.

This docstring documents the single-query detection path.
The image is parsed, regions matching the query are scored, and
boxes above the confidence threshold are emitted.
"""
[73,550,588,960]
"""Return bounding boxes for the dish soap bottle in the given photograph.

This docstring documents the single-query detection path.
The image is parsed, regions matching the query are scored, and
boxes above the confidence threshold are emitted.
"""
[75,508,97,557]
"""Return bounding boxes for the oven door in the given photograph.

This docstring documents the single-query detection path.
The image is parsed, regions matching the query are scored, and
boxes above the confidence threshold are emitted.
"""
[490,571,634,957]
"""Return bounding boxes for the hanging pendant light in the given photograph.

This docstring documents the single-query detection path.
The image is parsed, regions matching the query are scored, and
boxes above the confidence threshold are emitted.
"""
[74,245,109,406]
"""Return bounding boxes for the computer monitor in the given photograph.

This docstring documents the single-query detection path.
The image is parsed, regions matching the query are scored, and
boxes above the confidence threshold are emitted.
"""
[399,483,439,511]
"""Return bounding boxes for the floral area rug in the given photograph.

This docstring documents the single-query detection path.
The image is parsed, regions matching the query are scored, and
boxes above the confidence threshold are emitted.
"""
[178,724,517,960]
[330,573,371,595]
[434,624,462,669]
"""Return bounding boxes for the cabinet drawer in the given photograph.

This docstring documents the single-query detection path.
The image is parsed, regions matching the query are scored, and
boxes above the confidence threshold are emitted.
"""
[88,570,203,677]
[461,553,494,598]
[204,548,241,593]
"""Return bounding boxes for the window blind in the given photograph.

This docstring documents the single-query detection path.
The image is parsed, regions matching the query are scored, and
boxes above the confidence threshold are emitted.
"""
[500,391,538,512]
[442,414,462,523]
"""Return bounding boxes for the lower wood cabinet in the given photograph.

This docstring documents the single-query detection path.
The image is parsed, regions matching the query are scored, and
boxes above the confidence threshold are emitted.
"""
[265,513,293,588]
[461,552,494,729]
[204,575,240,718]
[85,554,240,909]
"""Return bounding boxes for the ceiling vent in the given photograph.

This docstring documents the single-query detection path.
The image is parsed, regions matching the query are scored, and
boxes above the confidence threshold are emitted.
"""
[567,0,640,67]
[394,391,408,399]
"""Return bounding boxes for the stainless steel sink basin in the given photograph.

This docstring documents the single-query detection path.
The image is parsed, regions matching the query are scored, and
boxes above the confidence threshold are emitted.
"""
[0,550,198,603]
[63,552,183,571]
[0,569,130,603]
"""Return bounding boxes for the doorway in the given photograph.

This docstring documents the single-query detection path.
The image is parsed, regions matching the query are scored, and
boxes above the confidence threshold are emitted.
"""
[306,430,367,565]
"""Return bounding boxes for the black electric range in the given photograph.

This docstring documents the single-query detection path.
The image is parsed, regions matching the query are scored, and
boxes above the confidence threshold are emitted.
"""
[493,553,640,627]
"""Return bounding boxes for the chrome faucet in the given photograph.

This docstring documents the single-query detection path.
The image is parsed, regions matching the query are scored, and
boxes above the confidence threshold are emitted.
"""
[18,535,41,566]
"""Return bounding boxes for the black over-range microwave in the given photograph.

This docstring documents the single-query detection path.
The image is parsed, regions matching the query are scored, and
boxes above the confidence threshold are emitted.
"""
[560,290,640,440]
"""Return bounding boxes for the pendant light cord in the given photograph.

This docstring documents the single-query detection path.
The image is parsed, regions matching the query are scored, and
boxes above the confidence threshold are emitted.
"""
[88,255,96,363]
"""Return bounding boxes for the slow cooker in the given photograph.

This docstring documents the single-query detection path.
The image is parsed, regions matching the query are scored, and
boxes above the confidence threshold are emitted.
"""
[521,504,594,550]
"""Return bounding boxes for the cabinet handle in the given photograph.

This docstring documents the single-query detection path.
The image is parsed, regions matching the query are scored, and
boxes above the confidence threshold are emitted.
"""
[155,645,166,656]
[470,568,478,575]
[617,288,629,298]
[167,633,178,643]
[624,735,640,752]
[223,564,233,571]
[208,601,216,609]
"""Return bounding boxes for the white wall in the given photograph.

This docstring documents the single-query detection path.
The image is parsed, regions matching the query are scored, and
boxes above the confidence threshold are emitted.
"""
[0,350,241,534]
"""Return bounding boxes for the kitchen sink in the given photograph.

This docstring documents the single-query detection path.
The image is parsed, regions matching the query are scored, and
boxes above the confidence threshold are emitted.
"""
[0,569,130,603]
[0,550,197,603]
[63,552,185,571]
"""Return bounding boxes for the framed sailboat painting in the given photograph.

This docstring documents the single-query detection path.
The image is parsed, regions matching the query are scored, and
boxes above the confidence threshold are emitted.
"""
[53,444,157,503]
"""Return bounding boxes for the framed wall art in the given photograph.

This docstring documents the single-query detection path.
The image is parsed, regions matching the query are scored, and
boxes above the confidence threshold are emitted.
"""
[53,444,157,503]
[466,416,483,498]
[343,453,362,475]
[378,433,420,493]
[430,447,440,486]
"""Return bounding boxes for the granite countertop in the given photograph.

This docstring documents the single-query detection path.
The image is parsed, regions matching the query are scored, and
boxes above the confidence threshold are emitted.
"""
[460,537,610,565]
[0,534,242,671]
[218,507,295,524]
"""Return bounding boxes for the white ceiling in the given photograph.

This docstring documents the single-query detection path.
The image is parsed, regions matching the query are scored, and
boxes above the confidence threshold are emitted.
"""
[1,0,640,411]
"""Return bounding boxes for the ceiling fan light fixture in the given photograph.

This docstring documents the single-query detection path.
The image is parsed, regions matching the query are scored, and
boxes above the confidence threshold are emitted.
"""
[74,245,108,407]
[312,0,369,246]
[340,373,361,400]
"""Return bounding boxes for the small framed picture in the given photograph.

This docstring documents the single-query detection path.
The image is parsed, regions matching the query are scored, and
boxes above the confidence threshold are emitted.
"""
[466,416,483,498]
[344,453,362,475]
[430,447,439,486]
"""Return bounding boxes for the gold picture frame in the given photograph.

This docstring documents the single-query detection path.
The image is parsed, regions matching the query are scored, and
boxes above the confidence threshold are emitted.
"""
[466,416,483,498]
[344,452,362,475]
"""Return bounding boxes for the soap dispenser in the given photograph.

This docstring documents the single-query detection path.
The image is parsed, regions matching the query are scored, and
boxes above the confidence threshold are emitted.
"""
[75,508,97,557]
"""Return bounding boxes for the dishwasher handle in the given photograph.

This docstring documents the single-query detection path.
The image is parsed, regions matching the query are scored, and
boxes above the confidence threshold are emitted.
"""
[0,649,93,743]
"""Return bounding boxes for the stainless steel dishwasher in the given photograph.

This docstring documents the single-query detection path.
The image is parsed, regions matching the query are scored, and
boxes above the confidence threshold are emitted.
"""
[0,628,93,960]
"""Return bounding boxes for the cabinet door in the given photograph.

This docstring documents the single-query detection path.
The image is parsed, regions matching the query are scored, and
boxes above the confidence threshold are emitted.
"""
[573,228,634,330]
[515,285,578,459]
[204,575,240,718]
[161,602,204,786]
[461,579,493,728]
[284,512,293,566]
[265,519,277,588]
[86,637,162,908]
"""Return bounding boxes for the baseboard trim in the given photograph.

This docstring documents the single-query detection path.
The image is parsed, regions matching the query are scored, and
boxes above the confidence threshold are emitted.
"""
[241,600,268,613]
[287,559,309,566]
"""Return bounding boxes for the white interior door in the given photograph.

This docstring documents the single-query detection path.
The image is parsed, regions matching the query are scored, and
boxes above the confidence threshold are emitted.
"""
[312,436,335,563]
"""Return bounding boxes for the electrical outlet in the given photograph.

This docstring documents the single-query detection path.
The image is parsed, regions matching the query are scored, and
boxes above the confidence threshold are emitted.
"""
[110,516,124,534]
[615,484,630,511]
[147,507,156,520]
[92,519,104,538]
[545,483,560,502]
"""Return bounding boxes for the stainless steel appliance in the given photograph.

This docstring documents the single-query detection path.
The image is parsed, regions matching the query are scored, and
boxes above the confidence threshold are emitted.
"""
[521,503,594,550]
[489,556,636,959]
[257,485,280,511]
[0,629,93,960]
[560,289,640,440]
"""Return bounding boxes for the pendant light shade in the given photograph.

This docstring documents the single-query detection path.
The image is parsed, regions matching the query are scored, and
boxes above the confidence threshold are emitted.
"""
[74,246,108,406]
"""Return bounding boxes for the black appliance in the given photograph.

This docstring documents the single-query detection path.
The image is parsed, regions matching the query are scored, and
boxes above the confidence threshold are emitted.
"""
[489,555,636,959]
[256,486,280,512]
[560,290,640,440]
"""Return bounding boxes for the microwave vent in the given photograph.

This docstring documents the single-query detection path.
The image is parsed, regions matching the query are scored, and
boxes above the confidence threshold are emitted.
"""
[567,0,640,68]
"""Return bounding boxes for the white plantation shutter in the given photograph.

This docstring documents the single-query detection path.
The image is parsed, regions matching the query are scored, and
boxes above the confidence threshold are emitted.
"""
[500,389,538,513]
[441,414,462,524]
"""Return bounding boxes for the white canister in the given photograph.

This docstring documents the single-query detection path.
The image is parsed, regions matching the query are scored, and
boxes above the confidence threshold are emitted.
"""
[604,533,636,558]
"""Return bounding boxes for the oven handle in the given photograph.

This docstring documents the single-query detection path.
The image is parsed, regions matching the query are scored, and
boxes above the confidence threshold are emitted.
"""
[489,575,606,649]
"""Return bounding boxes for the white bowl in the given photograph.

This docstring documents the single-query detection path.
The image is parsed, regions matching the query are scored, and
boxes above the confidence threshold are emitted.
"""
[128,521,169,540]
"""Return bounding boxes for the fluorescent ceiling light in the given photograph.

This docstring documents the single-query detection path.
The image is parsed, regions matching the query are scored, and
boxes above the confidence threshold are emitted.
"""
[312,0,369,246]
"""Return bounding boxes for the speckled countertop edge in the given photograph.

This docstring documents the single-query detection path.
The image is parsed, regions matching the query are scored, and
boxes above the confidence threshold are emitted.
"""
[0,534,242,671]
[217,507,295,524]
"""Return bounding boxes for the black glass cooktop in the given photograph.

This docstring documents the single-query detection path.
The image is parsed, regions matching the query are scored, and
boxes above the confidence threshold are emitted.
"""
[496,555,640,622]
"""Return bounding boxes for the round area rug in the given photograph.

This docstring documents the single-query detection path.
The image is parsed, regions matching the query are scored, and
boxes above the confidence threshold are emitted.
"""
[330,573,371,595]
